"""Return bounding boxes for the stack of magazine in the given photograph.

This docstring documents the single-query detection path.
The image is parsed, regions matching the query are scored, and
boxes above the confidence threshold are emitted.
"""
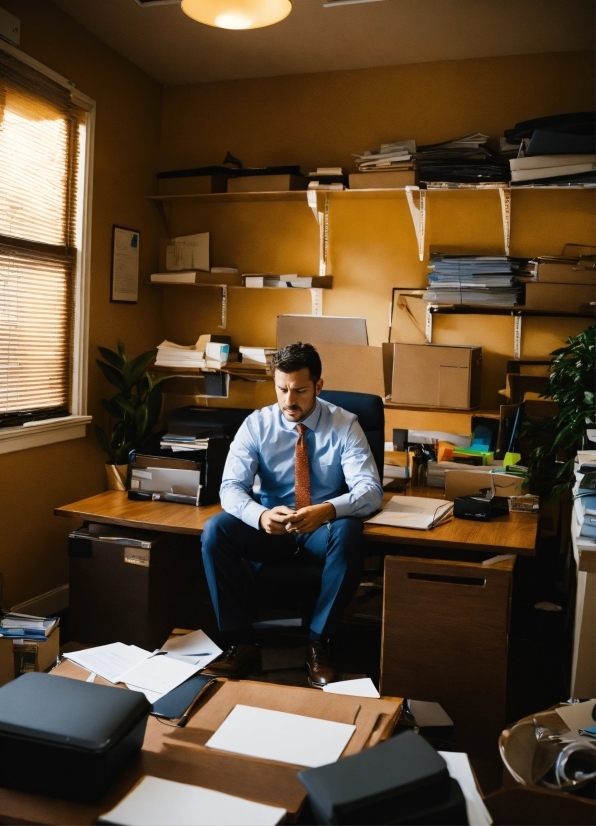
[423,254,524,306]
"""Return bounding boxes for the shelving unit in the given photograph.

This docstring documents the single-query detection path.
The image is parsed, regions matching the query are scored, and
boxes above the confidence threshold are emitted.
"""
[148,182,594,419]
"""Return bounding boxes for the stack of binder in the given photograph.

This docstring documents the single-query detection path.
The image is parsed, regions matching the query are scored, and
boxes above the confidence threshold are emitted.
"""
[423,253,524,306]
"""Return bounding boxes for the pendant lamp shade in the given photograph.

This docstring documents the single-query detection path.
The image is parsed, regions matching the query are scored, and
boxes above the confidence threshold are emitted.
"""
[181,0,291,29]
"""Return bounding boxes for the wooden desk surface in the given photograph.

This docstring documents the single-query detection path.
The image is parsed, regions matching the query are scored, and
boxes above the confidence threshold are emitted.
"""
[55,488,538,555]
[365,490,538,556]
[55,491,221,535]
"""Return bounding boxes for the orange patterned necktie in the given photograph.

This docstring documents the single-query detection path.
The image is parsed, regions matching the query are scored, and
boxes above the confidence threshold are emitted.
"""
[294,423,311,510]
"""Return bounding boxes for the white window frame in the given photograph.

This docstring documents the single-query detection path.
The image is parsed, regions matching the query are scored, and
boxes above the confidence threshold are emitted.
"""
[0,42,94,455]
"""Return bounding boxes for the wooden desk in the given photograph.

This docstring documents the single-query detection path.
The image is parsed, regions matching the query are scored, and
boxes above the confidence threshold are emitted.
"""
[55,488,538,555]
[56,489,539,760]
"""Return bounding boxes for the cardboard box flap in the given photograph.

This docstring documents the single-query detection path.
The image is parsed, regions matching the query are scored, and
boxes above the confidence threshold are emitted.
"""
[187,679,363,730]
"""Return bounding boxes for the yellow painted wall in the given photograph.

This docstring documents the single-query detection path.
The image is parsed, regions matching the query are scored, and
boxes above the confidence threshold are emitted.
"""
[0,1,164,606]
[160,51,595,413]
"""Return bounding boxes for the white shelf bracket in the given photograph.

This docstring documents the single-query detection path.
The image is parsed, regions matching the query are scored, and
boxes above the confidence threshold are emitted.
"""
[499,188,511,256]
[218,285,228,329]
[406,186,426,261]
[307,189,319,222]
[513,314,522,359]
[425,303,434,342]
[311,287,323,316]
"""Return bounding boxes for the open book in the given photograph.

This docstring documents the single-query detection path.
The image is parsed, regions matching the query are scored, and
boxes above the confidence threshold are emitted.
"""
[366,495,453,530]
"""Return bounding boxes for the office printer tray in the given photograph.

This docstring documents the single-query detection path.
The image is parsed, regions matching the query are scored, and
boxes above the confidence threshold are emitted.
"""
[0,672,149,802]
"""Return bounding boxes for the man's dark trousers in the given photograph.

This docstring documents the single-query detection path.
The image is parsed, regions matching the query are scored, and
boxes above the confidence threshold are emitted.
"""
[201,512,364,640]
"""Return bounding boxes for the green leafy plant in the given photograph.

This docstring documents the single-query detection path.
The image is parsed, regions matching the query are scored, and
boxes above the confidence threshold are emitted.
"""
[522,323,595,498]
[94,340,166,465]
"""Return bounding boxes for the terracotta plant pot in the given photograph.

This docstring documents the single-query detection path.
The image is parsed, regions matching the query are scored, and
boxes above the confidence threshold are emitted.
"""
[105,463,128,491]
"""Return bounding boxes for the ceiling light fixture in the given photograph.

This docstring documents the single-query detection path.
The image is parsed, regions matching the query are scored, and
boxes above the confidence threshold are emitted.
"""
[181,0,291,29]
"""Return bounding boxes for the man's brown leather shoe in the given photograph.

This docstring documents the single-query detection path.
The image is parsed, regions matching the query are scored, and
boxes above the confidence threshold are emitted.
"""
[306,641,337,689]
[202,644,260,677]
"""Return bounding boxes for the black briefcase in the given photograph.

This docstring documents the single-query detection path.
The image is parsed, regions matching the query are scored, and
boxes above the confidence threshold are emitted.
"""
[0,672,150,802]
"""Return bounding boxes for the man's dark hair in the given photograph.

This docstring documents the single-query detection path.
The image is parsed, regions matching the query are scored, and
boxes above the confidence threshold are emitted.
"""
[271,342,322,382]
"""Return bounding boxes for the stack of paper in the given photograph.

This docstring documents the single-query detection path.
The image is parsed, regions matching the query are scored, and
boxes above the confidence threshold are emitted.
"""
[510,153,596,186]
[99,776,286,826]
[155,339,205,368]
[239,346,276,365]
[353,140,416,173]
[365,495,453,530]
[423,254,524,307]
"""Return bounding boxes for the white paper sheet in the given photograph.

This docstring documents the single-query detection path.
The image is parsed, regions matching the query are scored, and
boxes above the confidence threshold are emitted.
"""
[63,643,151,683]
[99,775,286,826]
[438,752,492,826]
[323,678,380,699]
[556,699,596,741]
[120,654,200,696]
[126,685,164,704]
[160,629,222,668]
[205,704,356,768]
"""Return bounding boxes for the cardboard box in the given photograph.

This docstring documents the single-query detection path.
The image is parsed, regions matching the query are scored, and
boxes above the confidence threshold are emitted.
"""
[157,174,228,196]
[349,169,418,189]
[227,174,307,193]
[277,314,368,349]
[524,282,595,313]
[533,258,596,285]
[391,343,482,409]
[315,343,385,397]
[13,627,59,677]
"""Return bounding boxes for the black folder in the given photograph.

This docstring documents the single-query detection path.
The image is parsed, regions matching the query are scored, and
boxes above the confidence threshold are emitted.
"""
[150,672,216,724]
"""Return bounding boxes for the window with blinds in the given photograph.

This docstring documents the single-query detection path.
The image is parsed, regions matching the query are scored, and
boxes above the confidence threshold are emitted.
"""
[0,50,86,427]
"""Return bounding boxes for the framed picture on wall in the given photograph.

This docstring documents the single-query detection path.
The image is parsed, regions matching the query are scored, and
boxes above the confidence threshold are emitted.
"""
[111,225,140,303]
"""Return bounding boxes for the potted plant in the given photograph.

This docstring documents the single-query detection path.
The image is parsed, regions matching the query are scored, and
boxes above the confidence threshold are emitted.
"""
[95,340,166,490]
[523,322,595,499]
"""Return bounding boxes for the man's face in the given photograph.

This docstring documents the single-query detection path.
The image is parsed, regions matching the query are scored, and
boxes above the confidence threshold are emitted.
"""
[275,367,323,423]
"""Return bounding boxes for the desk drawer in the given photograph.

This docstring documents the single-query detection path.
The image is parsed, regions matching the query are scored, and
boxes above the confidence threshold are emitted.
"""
[381,555,514,756]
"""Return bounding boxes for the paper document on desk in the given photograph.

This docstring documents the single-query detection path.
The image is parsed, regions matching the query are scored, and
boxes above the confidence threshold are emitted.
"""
[366,496,453,530]
[206,704,356,768]
[63,643,151,683]
[98,775,286,826]
[438,752,492,826]
[323,678,380,698]
[160,628,222,668]
[120,653,201,697]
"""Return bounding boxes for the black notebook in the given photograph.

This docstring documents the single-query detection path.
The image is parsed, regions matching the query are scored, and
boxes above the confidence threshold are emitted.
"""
[151,672,216,724]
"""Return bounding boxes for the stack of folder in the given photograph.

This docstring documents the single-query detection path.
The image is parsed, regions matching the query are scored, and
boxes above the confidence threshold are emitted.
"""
[415,132,509,184]
[423,254,524,306]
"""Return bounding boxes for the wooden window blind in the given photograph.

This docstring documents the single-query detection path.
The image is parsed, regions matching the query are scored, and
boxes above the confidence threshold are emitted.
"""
[0,49,84,426]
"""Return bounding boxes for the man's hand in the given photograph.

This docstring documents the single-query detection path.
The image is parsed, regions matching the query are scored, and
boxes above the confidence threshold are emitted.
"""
[285,502,336,535]
[259,506,296,535]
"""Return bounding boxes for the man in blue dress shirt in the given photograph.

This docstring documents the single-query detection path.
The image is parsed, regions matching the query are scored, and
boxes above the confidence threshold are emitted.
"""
[201,342,383,688]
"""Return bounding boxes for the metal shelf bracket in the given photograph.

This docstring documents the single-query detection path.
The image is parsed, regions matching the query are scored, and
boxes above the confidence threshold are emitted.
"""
[405,187,426,261]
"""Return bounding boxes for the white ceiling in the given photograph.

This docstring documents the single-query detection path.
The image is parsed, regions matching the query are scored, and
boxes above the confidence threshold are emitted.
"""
[50,0,595,85]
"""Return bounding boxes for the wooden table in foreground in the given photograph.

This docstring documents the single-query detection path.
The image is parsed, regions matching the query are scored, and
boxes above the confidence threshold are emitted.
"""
[0,660,401,825]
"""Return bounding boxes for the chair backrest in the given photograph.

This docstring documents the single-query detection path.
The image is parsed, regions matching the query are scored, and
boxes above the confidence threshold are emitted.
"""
[318,390,385,479]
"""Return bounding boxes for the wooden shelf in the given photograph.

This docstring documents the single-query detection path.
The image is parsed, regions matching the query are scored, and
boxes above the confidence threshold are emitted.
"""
[428,305,594,318]
[149,191,310,204]
[147,280,332,290]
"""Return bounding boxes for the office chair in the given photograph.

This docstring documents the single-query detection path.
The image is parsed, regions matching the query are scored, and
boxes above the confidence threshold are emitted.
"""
[249,390,385,630]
